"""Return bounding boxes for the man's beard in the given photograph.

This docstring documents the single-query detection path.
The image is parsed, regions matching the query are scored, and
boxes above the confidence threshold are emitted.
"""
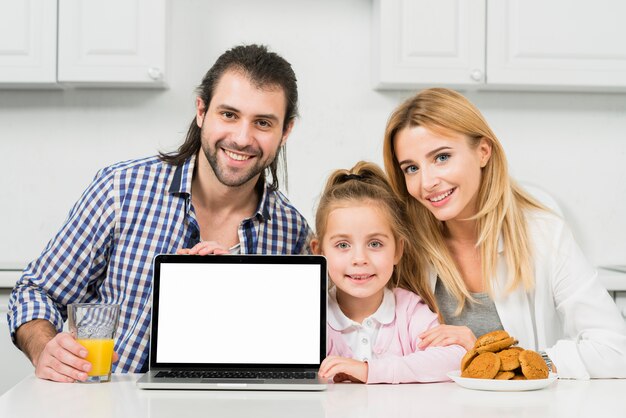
[203,139,278,188]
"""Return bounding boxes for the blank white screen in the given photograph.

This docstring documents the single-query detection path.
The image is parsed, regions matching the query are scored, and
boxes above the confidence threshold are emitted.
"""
[155,262,321,364]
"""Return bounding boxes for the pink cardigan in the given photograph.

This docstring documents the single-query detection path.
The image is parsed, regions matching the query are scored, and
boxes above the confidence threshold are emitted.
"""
[327,288,466,384]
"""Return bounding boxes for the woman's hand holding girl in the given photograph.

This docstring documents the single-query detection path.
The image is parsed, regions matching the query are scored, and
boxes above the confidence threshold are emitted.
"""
[418,324,476,351]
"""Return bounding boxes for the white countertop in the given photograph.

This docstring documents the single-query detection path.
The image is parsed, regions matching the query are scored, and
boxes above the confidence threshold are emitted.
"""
[1,374,626,418]
[2,266,626,290]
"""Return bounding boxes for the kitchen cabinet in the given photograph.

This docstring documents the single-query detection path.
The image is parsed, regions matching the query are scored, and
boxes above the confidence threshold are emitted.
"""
[0,0,58,86]
[372,0,486,89]
[373,0,626,91]
[0,0,167,88]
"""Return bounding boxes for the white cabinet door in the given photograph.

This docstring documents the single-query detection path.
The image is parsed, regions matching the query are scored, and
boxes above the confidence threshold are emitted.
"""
[0,0,57,86]
[372,0,486,89]
[487,0,626,90]
[57,0,166,87]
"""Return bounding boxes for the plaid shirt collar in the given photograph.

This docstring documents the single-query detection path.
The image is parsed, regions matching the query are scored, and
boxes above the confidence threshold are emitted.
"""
[168,153,272,221]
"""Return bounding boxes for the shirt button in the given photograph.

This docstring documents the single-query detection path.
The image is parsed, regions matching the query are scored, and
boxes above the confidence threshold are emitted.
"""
[366,320,373,327]
[362,357,368,362]
[361,338,369,345]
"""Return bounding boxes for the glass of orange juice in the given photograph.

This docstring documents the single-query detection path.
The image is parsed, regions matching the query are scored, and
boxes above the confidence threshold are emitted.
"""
[68,303,120,383]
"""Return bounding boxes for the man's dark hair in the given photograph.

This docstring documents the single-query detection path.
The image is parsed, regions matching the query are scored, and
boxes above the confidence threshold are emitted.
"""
[159,44,298,191]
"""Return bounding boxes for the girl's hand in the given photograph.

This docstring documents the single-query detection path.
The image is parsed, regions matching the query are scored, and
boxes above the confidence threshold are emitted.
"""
[418,324,476,351]
[176,241,229,255]
[318,356,368,383]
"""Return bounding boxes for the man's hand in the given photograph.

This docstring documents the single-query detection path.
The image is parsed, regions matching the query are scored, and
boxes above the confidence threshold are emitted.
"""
[176,241,229,255]
[16,319,119,383]
[318,356,368,383]
[418,324,476,351]
[35,333,93,382]
[16,320,89,382]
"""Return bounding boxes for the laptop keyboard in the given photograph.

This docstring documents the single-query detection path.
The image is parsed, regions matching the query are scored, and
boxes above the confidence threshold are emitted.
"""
[155,370,317,380]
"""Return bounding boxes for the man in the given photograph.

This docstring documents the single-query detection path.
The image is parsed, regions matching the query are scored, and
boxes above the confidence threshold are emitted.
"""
[8,44,311,383]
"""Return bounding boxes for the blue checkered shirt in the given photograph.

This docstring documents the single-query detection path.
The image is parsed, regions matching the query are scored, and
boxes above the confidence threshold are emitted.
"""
[8,155,312,372]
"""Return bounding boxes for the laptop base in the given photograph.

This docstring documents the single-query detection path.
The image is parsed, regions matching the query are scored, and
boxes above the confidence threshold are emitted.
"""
[136,370,327,391]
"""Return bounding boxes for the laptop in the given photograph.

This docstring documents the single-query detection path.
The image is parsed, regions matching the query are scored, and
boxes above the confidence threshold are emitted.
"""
[136,254,327,391]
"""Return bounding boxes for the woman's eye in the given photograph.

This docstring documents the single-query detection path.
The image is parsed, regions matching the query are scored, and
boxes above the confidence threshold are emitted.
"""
[435,153,450,163]
[257,120,271,128]
[222,111,235,119]
[403,165,418,174]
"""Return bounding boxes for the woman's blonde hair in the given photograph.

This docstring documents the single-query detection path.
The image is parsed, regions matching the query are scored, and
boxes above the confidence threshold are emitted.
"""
[314,161,438,314]
[382,88,546,314]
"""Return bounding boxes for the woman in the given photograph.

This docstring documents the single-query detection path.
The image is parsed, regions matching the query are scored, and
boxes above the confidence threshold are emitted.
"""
[382,87,626,379]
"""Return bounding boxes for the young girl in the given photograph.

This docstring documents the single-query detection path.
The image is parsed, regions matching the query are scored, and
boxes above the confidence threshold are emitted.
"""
[383,87,626,379]
[311,161,465,384]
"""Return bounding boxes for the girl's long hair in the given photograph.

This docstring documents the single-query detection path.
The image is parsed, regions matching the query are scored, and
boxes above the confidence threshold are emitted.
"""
[383,88,546,314]
[314,161,438,314]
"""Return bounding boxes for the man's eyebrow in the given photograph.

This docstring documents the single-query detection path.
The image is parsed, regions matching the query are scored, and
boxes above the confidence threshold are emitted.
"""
[216,104,240,113]
[216,104,279,122]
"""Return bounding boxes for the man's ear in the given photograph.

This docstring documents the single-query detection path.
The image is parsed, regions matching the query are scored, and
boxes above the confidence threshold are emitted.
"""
[280,119,295,147]
[310,238,321,255]
[196,97,207,128]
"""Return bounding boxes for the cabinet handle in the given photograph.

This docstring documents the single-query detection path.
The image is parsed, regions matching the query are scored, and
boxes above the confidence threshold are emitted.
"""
[147,67,163,81]
[470,69,483,82]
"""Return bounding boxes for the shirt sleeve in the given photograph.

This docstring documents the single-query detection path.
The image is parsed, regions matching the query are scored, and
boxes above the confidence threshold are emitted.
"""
[544,218,626,379]
[366,293,466,384]
[7,167,117,343]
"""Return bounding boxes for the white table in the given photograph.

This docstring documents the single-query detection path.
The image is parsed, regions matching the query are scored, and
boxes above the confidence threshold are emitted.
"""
[1,374,625,418]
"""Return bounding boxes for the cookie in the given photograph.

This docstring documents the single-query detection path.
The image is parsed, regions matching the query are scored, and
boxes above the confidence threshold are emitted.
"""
[476,337,517,353]
[519,350,549,380]
[475,330,510,347]
[497,348,521,371]
[461,352,501,379]
[460,349,479,371]
[494,371,515,380]
[511,375,527,380]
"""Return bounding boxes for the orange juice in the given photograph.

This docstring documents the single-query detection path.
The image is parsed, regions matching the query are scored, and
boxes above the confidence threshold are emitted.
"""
[77,338,115,376]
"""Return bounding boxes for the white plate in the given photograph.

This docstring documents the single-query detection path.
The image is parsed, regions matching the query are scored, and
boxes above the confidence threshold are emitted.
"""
[447,371,558,391]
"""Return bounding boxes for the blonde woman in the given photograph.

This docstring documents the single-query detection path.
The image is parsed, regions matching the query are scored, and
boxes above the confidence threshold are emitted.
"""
[383,88,626,379]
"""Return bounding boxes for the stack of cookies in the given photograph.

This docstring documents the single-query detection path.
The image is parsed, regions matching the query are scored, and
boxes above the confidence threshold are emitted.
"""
[460,330,549,380]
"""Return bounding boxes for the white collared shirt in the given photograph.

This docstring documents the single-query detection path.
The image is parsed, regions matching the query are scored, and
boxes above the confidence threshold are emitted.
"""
[327,287,396,362]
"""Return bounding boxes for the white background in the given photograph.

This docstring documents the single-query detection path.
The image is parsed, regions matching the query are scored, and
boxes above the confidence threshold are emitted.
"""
[1,0,625,268]
[156,263,321,364]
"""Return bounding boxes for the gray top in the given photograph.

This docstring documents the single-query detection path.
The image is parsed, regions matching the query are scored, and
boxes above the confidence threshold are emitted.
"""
[434,278,504,339]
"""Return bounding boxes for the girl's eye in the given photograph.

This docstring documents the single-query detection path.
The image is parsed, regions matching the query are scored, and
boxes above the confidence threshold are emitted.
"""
[336,242,350,249]
[403,165,418,174]
[369,241,383,249]
[435,153,450,163]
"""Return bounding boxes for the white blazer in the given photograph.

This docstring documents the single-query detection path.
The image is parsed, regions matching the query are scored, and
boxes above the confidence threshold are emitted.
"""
[429,210,626,379]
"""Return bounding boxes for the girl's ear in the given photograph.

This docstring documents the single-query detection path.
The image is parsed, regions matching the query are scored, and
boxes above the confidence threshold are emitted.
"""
[310,239,322,255]
[394,239,404,265]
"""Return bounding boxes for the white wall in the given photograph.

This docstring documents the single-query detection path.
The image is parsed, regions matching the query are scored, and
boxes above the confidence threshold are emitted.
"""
[1,0,625,268]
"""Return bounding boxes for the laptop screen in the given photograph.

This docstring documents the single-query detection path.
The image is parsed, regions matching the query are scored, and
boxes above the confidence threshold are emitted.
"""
[151,255,326,368]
